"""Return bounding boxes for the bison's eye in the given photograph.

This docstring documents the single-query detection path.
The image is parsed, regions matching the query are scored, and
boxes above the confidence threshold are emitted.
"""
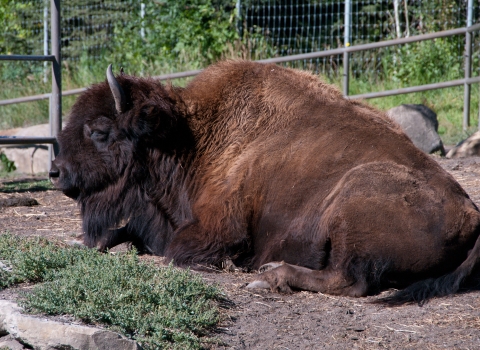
[90,130,109,142]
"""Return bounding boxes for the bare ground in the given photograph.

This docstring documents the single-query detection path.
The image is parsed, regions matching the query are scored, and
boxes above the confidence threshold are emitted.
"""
[1,155,480,349]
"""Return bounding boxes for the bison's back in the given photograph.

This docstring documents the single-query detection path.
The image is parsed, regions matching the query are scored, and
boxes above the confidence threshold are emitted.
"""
[181,60,479,273]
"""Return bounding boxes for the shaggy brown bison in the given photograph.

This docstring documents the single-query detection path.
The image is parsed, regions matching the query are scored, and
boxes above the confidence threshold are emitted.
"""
[49,61,480,305]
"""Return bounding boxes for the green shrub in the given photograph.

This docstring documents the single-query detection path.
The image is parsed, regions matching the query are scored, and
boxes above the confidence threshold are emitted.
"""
[0,234,223,349]
[0,152,16,173]
[383,37,462,86]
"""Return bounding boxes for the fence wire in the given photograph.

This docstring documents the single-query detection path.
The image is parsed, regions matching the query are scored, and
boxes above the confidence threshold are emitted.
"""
[241,0,476,79]
[2,1,479,79]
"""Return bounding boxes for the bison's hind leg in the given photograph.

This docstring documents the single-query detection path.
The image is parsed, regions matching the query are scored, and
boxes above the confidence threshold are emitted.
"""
[247,263,369,297]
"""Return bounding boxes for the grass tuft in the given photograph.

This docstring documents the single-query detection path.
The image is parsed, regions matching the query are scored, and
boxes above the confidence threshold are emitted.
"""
[0,234,223,349]
[0,178,53,193]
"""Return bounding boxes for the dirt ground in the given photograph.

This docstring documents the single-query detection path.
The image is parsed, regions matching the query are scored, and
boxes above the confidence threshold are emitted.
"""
[1,155,480,349]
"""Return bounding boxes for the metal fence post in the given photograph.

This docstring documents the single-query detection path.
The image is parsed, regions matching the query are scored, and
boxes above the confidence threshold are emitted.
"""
[343,0,352,96]
[236,0,243,39]
[463,0,473,131]
[43,1,48,84]
[51,0,61,158]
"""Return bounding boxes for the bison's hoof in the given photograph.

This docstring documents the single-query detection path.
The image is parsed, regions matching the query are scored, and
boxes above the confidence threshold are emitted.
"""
[65,239,86,247]
[246,280,271,289]
[221,258,239,272]
[247,264,294,294]
[258,261,284,273]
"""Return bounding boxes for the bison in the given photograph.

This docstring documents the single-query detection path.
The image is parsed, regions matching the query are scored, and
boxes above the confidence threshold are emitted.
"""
[49,61,480,305]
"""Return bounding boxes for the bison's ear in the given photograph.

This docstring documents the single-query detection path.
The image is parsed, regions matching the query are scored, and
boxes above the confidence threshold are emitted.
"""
[107,64,127,114]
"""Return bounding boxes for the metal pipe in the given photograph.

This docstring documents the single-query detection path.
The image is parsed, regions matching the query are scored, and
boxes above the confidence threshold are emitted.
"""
[236,0,243,38]
[44,3,48,84]
[343,0,351,96]
[0,137,57,145]
[153,69,204,81]
[4,24,480,108]
[50,0,61,157]
[0,93,52,106]
[348,76,480,100]
[259,24,480,64]
[140,3,145,39]
[0,87,87,107]
[464,0,474,131]
[0,55,55,61]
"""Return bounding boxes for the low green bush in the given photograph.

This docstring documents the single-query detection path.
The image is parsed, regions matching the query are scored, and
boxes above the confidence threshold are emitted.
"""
[0,234,223,349]
[0,152,16,173]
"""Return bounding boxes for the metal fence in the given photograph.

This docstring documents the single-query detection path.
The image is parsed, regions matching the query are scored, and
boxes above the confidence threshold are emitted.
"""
[0,0,479,155]
[0,0,61,164]
[240,0,477,76]
[3,1,478,70]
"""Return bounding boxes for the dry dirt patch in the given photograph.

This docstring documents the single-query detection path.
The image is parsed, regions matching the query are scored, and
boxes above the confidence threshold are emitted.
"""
[1,156,480,349]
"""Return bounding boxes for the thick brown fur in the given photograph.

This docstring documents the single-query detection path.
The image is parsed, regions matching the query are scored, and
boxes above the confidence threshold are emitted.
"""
[50,60,480,305]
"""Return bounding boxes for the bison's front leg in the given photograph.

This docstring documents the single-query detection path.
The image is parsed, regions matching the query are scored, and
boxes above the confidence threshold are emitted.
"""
[165,221,247,267]
[96,226,129,251]
[247,262,368,297]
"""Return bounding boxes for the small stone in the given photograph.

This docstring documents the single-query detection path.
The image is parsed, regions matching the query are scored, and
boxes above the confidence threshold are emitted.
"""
[0,197,38,208]
[447,131,480,158]
[0,334,25,350]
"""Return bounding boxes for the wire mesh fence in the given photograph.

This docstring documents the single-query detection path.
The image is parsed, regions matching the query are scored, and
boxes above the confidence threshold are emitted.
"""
[1,0,480,143]
[241,0,476,79]
[1,1,479,81]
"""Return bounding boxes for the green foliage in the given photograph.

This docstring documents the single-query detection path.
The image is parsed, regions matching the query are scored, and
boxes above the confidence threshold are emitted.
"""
[0,152,16,173]
[345,78,478,145]
[109,0,239,71]
[0,0,36,55]
[0,178,53,193]
[383,37,462,86]
[0,234,71,288]
[0,0,476,144]
[0,234,222,349]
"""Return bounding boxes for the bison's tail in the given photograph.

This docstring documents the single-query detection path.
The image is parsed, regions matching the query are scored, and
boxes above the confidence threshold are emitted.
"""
[377,233,480,306]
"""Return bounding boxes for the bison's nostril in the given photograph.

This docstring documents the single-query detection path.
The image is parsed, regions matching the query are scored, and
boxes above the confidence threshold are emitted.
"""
[49,169,60,178]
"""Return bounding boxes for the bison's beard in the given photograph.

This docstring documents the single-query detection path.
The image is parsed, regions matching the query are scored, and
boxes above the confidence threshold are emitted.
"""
[76,152,194,256]
[77,178,174,255]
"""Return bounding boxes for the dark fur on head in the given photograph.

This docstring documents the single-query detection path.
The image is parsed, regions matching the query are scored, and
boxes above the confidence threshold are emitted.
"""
[52,75,194,253]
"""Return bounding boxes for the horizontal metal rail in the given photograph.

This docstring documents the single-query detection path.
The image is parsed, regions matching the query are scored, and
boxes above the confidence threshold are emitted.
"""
[2,22,480,149]
[153,69,203,81]
[3,24,480,107]
[348,76,480,100]
[0,137,56,145]
[0,54,55,62]
[0,87,87,106]
[258,23,480,64]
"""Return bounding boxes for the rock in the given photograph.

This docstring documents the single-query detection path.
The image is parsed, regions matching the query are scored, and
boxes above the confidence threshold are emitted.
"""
[446,131,480,158]
[0,334,25,350]
[0,300,142,350]
[0,262,12,273]
[0,197,39,208]
[0,124,50,174]
[386,104,445,155]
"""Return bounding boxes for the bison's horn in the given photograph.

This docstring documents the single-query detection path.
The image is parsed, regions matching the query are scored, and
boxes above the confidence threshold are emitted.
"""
[106,64,126,114]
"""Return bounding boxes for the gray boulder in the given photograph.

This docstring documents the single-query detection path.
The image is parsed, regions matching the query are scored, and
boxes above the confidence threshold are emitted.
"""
[0,335,25,350]
[0,124,50,174]
[387,104,445,155]
[446,131,480,158]
[0,300,141,350]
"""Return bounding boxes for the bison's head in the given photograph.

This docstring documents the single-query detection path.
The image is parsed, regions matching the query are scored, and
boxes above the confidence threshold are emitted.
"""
[49,65,191,201]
